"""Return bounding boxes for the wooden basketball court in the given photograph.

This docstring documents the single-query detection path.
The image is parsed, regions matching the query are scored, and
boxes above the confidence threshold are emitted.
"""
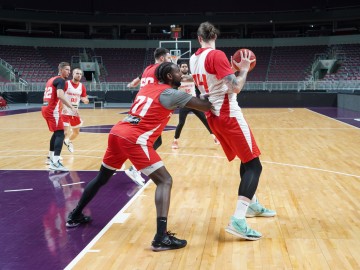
[1,107,359,269]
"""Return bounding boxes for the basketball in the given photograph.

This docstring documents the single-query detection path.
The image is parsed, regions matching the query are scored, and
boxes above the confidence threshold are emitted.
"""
[232,48,256,72]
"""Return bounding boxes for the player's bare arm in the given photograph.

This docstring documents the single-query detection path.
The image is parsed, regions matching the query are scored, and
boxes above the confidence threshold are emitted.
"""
[184,97,212,112]
[127,77,141,88]
[225,49,255,94]
[180,74,193,82]
[81,96,90,104]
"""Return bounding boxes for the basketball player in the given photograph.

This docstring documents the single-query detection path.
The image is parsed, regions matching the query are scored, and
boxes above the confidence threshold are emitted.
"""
[190,22,276,241]
[42,62,77,171]
[125,47,172,186]
[62,68,89,153]
[172,60,219,149]
[66,62,213,251]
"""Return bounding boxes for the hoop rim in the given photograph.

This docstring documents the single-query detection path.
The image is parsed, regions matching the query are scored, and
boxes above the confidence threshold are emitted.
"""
[170,55,180,64]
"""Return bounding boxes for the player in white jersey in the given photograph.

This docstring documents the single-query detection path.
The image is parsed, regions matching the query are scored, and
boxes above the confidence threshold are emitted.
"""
[171,60,219,149]
[62,68,89,153]
[190,22,276,241]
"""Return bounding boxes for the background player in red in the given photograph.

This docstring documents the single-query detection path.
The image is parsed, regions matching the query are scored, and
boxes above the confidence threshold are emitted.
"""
[42,62,77,171]
[171,60,219,149]
[62,68,89,153]
[190,21,276,241]
[125,47,172,185]
[66,62,213,251]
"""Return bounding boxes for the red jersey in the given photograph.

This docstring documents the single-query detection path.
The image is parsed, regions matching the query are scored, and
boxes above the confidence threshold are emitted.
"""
[110,83,173,146]
[140,63,160,88]
[42,76,66,116]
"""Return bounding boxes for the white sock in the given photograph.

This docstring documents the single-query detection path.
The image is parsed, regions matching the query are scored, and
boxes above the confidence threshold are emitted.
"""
[233,199,250,219]
[250,194,258,204]
[53,155,60,163]
[49,151,54,160]
[64,138,69,144]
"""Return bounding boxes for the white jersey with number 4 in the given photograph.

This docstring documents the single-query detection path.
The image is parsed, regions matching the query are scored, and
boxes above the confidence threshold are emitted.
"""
[62,81,86,116]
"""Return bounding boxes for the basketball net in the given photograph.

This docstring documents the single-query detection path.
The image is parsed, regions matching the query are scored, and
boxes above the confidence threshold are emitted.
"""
[171,55,179,64]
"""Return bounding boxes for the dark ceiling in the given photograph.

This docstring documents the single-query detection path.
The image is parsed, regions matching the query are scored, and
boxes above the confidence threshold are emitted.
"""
[1,0,360,14]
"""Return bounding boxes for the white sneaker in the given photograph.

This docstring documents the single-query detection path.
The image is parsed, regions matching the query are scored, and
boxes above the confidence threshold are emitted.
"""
[125,166,145,186]
[171,140,179,149]
[45,156,63,165]
[64,140,74,153]
[49,160,69,172]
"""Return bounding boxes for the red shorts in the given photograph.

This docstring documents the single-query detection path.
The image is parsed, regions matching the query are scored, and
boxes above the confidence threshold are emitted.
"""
[62,115,83,128]
[102,133,163,175]
[41,106,63,132]
[207,113,261,163]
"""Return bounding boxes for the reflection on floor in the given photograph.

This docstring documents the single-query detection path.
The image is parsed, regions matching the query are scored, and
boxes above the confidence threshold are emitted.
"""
[0,170,146,270]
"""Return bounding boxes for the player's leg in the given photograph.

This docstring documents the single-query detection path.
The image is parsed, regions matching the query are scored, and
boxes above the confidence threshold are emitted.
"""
[66,164,115,227]
[130,147,187,251]
[66,133,127,227]
[64,116,82,153]
[192,109,220,144]
[125,135,162,185]
[148,166,186,251]
[172,108,190,149]
[69,127,80,141]
[49,129,68,171]
[225,157,263,240]
[129,153,187,251]
[212,115,265,240]
[153,135,162,150]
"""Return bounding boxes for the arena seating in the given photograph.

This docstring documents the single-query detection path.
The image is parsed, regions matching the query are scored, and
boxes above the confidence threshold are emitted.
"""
[322,44,360,81]
[0,44,359,83]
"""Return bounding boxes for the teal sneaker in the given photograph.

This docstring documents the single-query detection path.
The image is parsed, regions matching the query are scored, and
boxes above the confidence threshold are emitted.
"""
[225,216,262,240]
[246,200,276,218]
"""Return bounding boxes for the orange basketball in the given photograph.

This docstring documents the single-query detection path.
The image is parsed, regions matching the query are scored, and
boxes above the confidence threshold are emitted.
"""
[232,48,256,72]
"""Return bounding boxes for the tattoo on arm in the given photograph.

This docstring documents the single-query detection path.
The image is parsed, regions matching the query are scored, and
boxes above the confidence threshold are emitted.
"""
[223,74,241,93]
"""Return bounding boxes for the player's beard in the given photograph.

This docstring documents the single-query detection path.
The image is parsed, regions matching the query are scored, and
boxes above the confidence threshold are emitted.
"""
[174,80,181,89]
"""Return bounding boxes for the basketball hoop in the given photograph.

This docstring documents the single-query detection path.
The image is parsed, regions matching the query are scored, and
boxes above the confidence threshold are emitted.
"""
[170,49,181,64]
[171,55,180,64]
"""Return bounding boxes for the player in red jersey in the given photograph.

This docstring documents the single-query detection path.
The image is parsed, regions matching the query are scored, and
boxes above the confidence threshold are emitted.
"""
[62,68,89,153]
[190,22,276,241]
[125,47,172,186]
[42,62,77,171]
[66,62,212,251]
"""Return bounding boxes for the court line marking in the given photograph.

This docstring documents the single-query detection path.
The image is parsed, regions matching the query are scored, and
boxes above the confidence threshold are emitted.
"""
[158,152,360,179]
[1,151,359,179]
[64,180,152,270]
[4,188,33,192]
[62,182,85,187]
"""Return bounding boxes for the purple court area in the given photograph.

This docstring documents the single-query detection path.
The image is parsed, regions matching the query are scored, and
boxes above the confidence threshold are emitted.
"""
[308,107,360,128]
[0,170,147,270]
[0,107,41,116]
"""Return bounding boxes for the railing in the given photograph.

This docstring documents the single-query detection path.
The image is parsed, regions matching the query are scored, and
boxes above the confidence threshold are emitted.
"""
[0,81,359,93]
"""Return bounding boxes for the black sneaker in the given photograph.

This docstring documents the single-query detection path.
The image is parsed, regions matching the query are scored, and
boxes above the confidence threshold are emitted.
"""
[151,231,187,251]
[66,210,92,228]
